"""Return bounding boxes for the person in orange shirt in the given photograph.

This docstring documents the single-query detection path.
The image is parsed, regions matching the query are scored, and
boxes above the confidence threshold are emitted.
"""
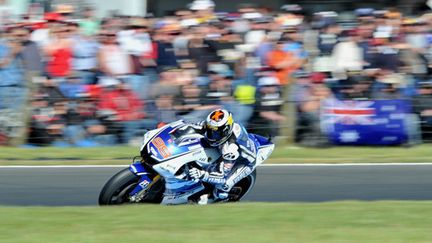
[266,39,302,85]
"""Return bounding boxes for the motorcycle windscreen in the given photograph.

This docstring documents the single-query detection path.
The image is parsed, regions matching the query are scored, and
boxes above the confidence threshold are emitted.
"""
[148,126,201,162]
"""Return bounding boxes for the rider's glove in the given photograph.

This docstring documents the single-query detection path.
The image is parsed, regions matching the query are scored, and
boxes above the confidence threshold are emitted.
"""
[188,168,208,182]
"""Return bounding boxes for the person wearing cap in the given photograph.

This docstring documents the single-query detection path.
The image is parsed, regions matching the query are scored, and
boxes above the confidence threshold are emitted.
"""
[243,13,268,49]
[405,19,429,53]
[355,8,375,23]
[371,72,406,99]
[30,12,64,48]
[188,0,216,24]
[315,19,339,57]
[357,20,376,68]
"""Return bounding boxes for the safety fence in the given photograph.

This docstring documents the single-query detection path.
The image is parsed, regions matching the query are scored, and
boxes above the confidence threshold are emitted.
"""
[0,85,431,147]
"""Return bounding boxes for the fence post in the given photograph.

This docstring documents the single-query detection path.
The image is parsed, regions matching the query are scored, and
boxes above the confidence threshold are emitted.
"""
[279,79,296,145]
[7,71,36,146]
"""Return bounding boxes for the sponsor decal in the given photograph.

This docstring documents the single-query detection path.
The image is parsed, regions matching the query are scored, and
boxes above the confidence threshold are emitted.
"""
[139,179,150,188]
[152,137,171,158]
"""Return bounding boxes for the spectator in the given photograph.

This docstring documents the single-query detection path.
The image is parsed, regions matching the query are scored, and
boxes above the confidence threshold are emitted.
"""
[151,93,177,124]
[28,94,56,146]
[61,95,114,146]
[150,66,182,94]
[331,29,364,79]
[187,25,219,74]
[413,81,432,141]
[267,38,302,85]
[43,23,72,80]
[117,18,155,99]
[0,27,26,110]
[204,63,235,107]
[244,15,268,49]
[30,12,62,48]
[313,22,340,73]
[97,30,133,78]
[337,74,373,100]
[79,7,100,37]
[372,72,406,99]
[154,23,179,69]
[72,25,100,84]
[176,83,218,122]
[97,78,146,144]
[12,27,44,76]
[357,20,376,68]
[249,76,286,137]
[1,2,431,146]
[296,75,331,146]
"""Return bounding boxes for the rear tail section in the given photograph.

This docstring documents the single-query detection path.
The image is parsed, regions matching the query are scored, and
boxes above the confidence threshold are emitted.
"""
[251,134,275,165]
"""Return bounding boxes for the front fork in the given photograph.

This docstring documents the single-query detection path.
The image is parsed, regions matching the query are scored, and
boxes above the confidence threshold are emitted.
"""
[128,161,159,202]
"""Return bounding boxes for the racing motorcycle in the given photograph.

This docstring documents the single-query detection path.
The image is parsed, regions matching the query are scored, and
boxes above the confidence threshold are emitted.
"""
[99,120,274,205]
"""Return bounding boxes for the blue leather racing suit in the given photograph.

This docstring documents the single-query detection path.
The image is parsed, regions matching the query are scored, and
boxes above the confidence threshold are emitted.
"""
[190,122,257,199]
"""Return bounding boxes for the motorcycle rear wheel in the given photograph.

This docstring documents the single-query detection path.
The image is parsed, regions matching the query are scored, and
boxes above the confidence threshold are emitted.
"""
[227,169,257,202]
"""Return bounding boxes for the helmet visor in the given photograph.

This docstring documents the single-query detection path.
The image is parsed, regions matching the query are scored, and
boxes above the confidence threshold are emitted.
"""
[205,124,231,146]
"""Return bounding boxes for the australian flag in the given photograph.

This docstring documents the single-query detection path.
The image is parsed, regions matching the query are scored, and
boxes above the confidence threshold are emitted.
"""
[320,99,411,145]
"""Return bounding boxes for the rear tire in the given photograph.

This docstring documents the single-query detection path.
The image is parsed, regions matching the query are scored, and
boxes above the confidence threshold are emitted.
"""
[228,170,257,202]
[98,168,140,205]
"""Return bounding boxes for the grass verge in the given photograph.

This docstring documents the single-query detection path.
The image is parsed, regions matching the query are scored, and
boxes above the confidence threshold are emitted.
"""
[0,145,431,165]
[0,201,431,243]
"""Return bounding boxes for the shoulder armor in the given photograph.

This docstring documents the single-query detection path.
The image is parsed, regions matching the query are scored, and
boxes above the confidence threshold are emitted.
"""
[221,142,239,161]
[232,123,242,138]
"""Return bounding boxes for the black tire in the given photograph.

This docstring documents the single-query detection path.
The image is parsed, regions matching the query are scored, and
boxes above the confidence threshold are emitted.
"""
[228,170,257,202]
[98,168,140,205]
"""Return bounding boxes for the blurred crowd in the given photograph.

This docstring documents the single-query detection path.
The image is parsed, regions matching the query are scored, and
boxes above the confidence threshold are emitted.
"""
[1,0,432,147]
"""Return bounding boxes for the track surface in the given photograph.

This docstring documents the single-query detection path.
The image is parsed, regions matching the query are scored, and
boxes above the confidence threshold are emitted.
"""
[0,164,431,206]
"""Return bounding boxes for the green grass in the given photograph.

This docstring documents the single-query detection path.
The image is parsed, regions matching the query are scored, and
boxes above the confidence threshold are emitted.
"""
[271,145,432,164]
[0,201,431,242]
[0,145,431,165]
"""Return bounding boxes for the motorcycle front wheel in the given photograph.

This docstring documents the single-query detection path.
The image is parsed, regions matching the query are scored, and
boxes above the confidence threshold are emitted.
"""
[98,168,140,205]
[98,168,164,205]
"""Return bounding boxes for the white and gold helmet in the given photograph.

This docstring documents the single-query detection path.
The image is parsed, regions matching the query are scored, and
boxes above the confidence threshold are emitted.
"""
[205,109,234,146]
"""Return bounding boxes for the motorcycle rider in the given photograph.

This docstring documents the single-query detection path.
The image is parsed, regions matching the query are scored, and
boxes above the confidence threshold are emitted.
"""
[187,109,257,200]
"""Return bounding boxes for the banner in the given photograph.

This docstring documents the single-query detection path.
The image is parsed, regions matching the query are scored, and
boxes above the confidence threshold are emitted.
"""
[321,99,411,145]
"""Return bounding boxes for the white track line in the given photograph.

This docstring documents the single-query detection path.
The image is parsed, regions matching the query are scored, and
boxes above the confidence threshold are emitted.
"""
[1,163,432,168]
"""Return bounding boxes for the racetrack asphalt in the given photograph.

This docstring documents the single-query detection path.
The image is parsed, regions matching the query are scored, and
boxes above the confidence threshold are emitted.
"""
[0,164,431,206]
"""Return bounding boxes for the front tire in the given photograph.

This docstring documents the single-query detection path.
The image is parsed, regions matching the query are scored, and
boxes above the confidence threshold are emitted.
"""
[99,168,139,205]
